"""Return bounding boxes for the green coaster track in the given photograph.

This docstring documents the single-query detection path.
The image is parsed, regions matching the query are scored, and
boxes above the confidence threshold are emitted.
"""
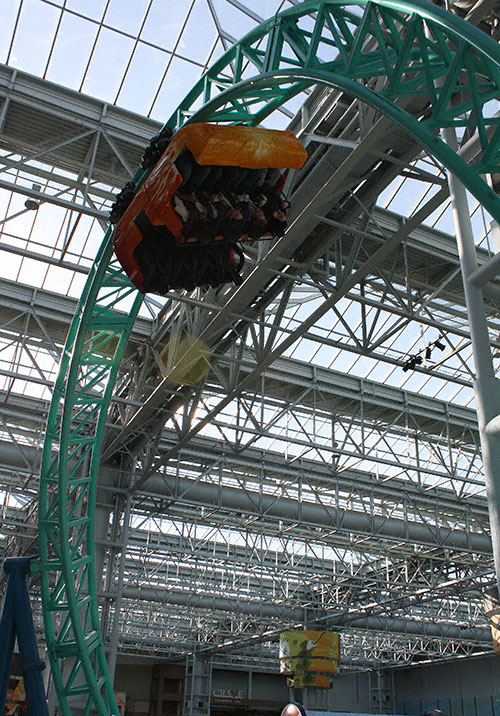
[37,1,500,713]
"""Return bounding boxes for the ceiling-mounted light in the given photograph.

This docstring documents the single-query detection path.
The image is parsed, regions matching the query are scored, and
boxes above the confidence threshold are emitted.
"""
[402,354,423,372]
[25,183,42,211]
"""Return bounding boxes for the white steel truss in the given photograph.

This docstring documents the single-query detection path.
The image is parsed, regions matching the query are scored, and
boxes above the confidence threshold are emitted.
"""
[1,25,500,673]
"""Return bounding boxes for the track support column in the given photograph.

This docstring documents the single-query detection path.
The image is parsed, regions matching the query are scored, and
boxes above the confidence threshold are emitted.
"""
[442,125,500,593]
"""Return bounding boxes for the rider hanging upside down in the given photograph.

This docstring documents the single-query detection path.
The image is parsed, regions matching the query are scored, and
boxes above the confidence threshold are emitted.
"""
[111,123,307,295]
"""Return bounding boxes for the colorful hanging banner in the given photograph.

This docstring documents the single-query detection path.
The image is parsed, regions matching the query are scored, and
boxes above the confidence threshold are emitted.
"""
[279,630,340,688]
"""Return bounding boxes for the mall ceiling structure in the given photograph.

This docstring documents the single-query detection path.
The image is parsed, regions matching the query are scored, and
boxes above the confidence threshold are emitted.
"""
[1,0,500,691]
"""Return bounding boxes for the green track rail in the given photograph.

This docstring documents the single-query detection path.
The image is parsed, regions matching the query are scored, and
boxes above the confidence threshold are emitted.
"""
[38,2,500,714]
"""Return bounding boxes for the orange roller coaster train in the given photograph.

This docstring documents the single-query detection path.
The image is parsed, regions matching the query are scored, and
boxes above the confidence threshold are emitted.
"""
[111,123,307,294]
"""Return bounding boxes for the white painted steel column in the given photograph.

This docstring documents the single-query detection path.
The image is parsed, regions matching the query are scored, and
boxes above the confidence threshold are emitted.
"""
[106,493,131,685]
[442,124,500,592]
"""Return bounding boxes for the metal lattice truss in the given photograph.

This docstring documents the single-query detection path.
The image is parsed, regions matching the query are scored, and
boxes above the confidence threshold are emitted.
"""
[0,0,500,709]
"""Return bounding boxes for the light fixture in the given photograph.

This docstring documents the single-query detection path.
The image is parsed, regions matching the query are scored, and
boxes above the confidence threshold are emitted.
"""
[402,354,423,372]
[24,183,42,211]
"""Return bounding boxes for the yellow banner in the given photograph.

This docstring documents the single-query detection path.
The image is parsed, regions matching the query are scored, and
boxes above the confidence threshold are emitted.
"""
[288,673,331,688]
[279,630,340,687]
[281,657,338,675]
[280,631,340,660]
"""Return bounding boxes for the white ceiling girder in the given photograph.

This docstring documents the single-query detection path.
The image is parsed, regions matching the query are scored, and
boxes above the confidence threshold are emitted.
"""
[0,63,160,185]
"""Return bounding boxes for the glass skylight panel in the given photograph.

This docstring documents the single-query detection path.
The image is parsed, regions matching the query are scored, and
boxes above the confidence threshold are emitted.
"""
[148,55,204,121]
[45,13,99,90]
[210,0,262,39]
[178,1,219,64]
[0,248,22,281]
[235,0,288,16]
[104,0,151,36]
[6,0,61,76]
[0,3,21,62]
[141,0,193,51]
[114,42,170,116]
[81,27,136,102]
[66,0,108,21]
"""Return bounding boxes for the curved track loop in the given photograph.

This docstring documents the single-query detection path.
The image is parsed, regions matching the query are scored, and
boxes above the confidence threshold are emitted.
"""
[38,2,500,714]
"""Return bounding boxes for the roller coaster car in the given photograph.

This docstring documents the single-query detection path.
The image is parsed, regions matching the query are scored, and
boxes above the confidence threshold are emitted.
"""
[112,123,307,295]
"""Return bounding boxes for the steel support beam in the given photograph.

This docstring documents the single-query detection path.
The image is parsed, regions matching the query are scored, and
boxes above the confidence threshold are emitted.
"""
[442,124,500,595]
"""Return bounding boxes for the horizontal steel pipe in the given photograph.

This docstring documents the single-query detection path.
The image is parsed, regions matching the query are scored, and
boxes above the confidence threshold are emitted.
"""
[143,473,492,554]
